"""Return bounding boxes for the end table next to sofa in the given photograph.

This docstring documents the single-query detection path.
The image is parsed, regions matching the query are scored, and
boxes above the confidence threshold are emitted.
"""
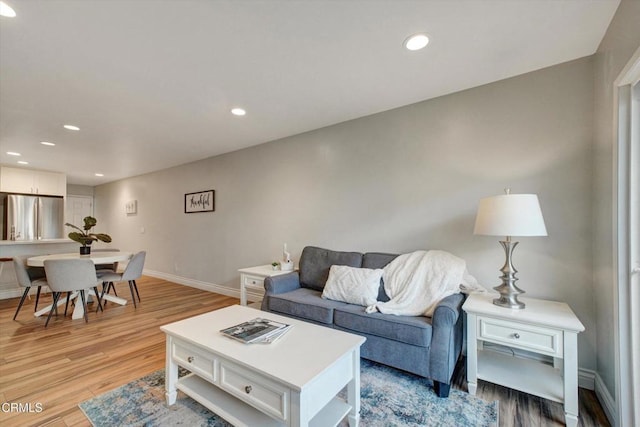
[463,292,585,427]
[238,265,293,306]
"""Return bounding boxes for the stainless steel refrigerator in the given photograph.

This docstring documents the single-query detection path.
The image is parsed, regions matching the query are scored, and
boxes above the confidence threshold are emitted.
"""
[3,194,65,240]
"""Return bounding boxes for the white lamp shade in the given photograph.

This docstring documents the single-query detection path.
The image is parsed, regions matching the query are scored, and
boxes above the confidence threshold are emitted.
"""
[473,194,547,237]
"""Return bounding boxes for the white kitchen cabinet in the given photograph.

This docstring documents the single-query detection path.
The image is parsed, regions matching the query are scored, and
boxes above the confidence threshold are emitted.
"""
[0,166,66,197]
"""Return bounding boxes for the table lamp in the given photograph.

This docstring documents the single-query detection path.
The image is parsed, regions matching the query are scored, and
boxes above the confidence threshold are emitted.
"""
[473,189,547,309]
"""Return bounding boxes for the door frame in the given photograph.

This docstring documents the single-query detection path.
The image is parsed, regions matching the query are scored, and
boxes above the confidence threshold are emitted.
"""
[613,45,640,427]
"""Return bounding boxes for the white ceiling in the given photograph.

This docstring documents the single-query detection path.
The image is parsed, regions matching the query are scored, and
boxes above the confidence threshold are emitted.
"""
[0,0,620,186]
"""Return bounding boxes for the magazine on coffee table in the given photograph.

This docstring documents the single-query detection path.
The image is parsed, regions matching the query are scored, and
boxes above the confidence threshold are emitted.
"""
[220,317,291,344]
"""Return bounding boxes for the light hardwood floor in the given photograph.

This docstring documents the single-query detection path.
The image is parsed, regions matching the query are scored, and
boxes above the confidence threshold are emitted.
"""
[0,276,610,426]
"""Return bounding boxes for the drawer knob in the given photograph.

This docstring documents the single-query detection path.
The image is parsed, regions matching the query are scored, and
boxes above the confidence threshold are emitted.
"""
[187,356,194,363]
[245,385,252,394]
[513,333,520,339]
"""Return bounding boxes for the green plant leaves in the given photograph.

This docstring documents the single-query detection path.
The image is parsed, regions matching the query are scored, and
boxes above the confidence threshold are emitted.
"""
[65,216,111,246]
[83,216,97,230]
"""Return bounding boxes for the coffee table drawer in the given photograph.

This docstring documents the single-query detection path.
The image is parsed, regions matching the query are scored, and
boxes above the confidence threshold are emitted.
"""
[219,360,290,422]
[172,340,217,382]
[477,316,563,357]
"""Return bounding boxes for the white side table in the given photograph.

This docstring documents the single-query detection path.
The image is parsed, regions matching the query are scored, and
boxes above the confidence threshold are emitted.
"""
[238,265,293,306]
[463,293,585,427]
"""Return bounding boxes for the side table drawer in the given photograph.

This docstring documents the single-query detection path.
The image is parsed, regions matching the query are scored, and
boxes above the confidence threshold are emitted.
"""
[477,317,563,357]
[242,274,265,290]
[219,360,290,422]
[172,340,217,382]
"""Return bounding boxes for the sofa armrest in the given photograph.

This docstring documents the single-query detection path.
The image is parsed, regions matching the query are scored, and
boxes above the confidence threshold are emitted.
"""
[261,271,301,311]
[428,293,466,385]
[264,271,301,294]
[432,293,463,327]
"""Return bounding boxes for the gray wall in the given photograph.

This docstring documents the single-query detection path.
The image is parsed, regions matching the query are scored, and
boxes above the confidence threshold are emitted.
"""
[592,0,640,403]
[95,57,597,371]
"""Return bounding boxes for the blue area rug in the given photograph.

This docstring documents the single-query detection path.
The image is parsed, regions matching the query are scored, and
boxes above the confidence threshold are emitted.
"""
[79,360,498,426]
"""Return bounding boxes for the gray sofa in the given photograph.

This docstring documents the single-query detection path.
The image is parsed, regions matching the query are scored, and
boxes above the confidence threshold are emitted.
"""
[261,246,465,398]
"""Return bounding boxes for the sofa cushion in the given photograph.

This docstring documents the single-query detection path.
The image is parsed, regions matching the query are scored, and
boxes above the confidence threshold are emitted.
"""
[299,246,363,291]
[334,326,431,378]
[268,288,348,325]
[362,252,398,269]
[322,265,383,306]
[334,304,432,347]
[362,252,398,302]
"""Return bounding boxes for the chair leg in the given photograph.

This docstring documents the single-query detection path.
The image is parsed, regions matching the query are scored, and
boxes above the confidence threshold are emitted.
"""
[108,282,117,297]
[13,287,31,320]
[94,287,104,313]
[35,286,42,311]
[64,292,72,316]
[133,280,141,302]
[99,282,108,307]
[55,295,60,316]
[45,293,61,327]
[79,290,89,323]
[128,281,137,308]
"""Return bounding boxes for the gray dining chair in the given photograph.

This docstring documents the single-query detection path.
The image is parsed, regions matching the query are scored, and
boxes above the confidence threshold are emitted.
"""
[43,258,103,326]
[12,255,48,320]
[98,251,145,309]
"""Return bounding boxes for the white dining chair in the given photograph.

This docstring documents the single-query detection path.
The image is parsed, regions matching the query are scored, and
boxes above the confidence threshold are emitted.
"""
[98,251,145,308]
[43,258,103,326]
[12,255,48,320]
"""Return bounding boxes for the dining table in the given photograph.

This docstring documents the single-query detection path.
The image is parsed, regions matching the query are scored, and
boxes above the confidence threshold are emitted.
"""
[27,251,133,320]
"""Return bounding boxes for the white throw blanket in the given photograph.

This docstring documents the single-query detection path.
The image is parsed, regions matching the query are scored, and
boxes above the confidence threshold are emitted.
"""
[365,250,483,317]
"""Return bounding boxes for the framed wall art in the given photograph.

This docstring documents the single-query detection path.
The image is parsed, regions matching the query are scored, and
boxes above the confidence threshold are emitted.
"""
[185,190,215,213]
[125,200,137,215]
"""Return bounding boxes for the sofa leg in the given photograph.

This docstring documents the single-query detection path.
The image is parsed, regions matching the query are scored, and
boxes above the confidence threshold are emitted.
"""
[434,381,451,398]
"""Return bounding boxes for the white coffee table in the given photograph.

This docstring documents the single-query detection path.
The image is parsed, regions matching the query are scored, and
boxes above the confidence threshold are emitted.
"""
[161,305,366,427]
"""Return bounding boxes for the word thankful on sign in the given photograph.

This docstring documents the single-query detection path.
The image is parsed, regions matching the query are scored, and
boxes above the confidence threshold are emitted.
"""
[184,190,215,213]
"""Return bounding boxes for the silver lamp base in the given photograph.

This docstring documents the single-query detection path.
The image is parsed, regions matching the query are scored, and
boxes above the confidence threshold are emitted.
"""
[492,239,526,309]
[492,291,525,309]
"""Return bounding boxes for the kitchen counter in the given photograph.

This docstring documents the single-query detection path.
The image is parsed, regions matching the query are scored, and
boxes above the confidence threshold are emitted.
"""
[0,239,73,246]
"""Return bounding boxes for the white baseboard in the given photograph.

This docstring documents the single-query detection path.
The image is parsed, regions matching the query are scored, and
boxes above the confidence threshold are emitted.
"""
[594,372,617,426]
[143,269,240,299]
[0,288,24,299]
[0,286,51,300]
[2,270,241,301]
[1,269,241,301]
[578,368,596,391]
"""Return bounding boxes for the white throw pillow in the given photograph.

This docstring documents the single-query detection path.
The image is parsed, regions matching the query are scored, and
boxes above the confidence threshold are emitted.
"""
[322,265,383,306]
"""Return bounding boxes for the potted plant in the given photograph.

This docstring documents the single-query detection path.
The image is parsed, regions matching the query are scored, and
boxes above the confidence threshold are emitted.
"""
[65,216,112,255]
[271,261,280,270]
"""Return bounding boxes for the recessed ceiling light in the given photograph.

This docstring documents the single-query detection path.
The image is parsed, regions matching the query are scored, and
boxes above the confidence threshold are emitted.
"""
[64,124,80,131]
[404,33,430,51]
[0,2,17,18]
[17,161,29,165]
[95,173,104,177]
[41,141,56,146]
[7,151,21,156]
[231,108,246,116]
